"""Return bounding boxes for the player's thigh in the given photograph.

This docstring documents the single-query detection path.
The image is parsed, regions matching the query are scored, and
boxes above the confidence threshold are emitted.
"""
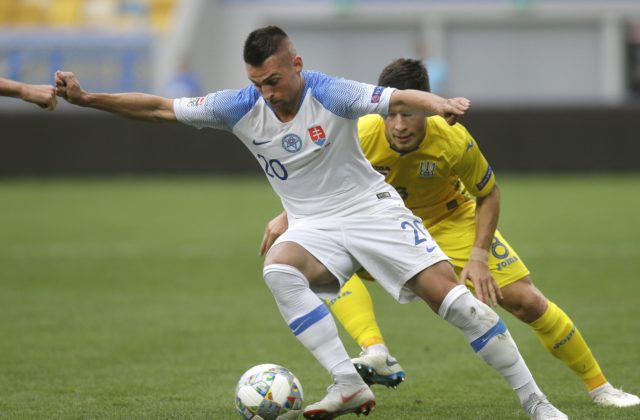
[345,205,449,304]
[433,221,530,291]
[486,231,530,288]
[265,240,336,286]
[268,225,359,298]
[405,260,461,313]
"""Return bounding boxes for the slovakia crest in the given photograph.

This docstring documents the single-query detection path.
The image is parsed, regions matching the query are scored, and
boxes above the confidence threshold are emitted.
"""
[308,125,327,146]
[419,161,436,178]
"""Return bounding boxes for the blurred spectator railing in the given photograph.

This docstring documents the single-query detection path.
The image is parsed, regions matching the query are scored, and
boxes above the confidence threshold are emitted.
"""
[0,0,177,93]
[0,30,153,92]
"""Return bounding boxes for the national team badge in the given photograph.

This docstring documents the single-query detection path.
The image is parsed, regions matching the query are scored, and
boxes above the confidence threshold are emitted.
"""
[419,161,436,178]
[281,133,303,153]
[308,125,326,146]
[371,86,384,103]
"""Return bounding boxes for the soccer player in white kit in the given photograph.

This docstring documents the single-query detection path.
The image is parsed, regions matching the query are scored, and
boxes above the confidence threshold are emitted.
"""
[55,26,567,420]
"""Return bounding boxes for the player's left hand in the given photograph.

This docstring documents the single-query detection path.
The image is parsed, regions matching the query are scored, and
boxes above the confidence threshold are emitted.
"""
[259,211,288,256]
[442,97,470,126]
[460,260,502,307]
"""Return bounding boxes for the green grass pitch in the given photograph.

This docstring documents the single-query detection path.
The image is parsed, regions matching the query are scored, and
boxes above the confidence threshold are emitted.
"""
[1,175,639,419]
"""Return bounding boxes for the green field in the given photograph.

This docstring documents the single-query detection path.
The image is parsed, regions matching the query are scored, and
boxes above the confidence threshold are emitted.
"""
[1,175,639,419]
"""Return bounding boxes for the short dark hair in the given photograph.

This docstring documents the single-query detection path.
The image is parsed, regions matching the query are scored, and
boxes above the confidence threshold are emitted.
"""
[378,58,430,92]
[243,25,289,66]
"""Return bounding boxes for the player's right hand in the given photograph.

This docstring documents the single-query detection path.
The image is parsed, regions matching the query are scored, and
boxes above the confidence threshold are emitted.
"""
[460,260,502,307]
[55,70,84,105]
[259,211,288,256]
[442,97,470,125]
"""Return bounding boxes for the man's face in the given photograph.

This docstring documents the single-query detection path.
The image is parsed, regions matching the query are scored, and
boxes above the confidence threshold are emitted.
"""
[246,45,303,116]
[383,106,428,153]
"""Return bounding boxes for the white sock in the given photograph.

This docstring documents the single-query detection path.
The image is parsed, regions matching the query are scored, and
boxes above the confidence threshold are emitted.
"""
[439,285,541,400]
[364,343,389,355]
[263,264,358,377]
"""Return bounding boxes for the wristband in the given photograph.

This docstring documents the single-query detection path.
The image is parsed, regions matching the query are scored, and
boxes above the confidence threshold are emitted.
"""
[469,247,489,263]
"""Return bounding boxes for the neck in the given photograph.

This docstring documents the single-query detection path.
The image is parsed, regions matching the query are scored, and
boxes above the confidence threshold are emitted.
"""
[274,73,305,123]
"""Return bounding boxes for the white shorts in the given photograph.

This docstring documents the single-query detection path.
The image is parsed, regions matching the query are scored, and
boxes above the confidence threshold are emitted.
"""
[271,198,449,303]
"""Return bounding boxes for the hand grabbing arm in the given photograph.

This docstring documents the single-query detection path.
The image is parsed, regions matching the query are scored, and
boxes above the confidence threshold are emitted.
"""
[55,71,176,122]
[390,89,470,126]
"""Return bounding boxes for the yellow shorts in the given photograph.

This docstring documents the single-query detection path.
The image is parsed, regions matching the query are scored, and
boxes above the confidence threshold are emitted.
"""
[427,209,530,291]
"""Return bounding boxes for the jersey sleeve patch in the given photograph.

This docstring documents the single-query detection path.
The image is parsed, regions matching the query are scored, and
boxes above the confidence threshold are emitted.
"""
[371,86,384,103]
[475,165,493,191]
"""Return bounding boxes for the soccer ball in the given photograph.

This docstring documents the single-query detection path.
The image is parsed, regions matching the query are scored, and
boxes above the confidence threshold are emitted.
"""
[235,364,304,420]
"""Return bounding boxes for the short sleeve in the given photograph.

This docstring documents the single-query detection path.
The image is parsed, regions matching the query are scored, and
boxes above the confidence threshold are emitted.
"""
[304,71,395,120]
[451,124,495,197]
[173,86,259,131]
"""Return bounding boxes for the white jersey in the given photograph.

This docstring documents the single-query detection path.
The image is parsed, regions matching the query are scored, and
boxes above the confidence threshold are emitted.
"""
[174,70,398,219]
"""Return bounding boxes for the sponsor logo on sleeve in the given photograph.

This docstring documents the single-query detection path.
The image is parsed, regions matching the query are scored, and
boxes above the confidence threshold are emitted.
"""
[465,139,474,152]
[371,86,384,103]
[475,165,493,190]
[186,97,206,107]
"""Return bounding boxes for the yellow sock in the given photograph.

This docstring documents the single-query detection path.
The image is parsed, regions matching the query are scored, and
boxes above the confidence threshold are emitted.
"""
[327,275,385,348]
[529,300,607,391]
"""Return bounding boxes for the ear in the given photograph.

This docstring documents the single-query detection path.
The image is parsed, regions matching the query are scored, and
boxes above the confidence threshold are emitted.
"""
[293,55,303,72]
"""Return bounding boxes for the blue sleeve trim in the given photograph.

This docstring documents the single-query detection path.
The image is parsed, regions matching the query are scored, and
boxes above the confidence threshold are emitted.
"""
[208,85,260,130]
[303,70,380,120]
[289,304,330,336]
[470,319,507,352]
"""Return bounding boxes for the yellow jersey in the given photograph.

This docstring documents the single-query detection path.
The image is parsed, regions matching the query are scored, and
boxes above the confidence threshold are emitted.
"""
[358,114,495,227]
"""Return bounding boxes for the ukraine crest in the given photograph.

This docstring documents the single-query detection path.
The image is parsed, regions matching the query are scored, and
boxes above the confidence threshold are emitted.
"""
[419,161,436,178]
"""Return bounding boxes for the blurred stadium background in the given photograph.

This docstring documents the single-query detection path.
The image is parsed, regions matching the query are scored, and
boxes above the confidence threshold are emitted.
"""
[1,0,640,174]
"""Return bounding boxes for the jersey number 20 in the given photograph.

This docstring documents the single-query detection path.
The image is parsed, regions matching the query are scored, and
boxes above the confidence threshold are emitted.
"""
[257,154,288,180]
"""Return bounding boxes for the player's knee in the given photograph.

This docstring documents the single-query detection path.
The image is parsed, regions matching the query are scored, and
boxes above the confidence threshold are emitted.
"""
[263,264,309,293]
[501,278,547,323]
[439,285,500,332]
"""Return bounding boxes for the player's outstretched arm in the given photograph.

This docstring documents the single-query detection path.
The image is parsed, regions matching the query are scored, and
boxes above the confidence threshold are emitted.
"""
[55,71,176,122]
[0,77,57,110]
[390,89,470,126]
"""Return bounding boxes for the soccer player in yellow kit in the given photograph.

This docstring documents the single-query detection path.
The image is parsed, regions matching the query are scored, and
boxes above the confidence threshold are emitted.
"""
[260,58,639,408]
[338,58,639,408]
